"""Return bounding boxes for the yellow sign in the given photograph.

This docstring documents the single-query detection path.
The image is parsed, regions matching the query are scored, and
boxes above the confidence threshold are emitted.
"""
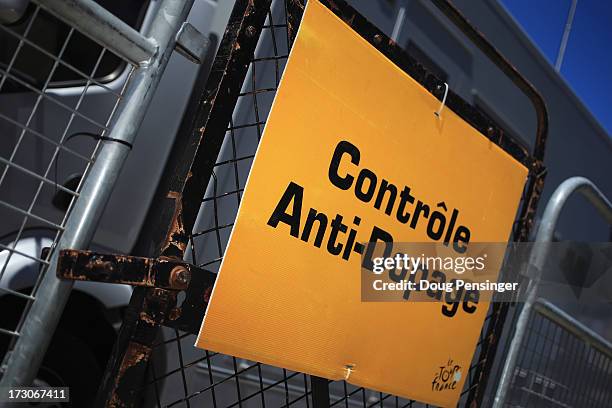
[196,1,527,406]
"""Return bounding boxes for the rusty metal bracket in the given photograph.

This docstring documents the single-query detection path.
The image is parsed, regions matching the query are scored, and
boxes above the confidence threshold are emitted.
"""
[59,250,195,290]
[57,249,216,334]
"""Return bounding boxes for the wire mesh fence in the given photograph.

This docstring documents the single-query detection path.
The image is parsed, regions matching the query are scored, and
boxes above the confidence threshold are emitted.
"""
[503,301,612,408]
[0,0,133,366]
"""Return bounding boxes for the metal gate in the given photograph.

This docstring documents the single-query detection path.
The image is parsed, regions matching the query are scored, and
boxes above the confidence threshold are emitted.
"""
[493,177,612,408]
[37,0,548,406]
[0,0,209,403]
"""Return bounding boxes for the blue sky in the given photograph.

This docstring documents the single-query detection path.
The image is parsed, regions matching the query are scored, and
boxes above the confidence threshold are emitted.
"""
[500,0,612,135]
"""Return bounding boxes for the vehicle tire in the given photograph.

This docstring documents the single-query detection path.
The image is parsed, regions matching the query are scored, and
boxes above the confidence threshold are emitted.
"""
[36,330,102,407]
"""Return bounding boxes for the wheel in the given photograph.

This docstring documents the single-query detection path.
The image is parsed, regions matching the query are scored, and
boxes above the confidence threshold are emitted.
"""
[34,330,102,408]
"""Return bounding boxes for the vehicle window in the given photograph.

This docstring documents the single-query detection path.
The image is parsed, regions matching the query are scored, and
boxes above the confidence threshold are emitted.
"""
[0,0,150,92]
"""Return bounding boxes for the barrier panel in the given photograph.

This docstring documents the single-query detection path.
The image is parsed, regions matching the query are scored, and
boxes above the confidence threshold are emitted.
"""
[0,0,204,404]
[493,177,612,408]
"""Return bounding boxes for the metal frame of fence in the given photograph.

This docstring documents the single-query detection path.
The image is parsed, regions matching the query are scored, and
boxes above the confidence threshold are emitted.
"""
[493,176,612,407]
[46,0,552,407]
[0,0,204,398]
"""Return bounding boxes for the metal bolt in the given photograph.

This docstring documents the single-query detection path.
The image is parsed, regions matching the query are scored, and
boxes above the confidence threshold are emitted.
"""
[169,265,191,290]
[373,34,382,44]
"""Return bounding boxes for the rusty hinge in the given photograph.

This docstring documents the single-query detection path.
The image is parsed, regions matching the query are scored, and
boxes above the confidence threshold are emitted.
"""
[57,249,216,334]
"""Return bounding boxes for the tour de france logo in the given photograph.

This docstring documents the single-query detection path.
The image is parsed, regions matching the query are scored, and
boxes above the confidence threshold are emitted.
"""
[432,359,462,392]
